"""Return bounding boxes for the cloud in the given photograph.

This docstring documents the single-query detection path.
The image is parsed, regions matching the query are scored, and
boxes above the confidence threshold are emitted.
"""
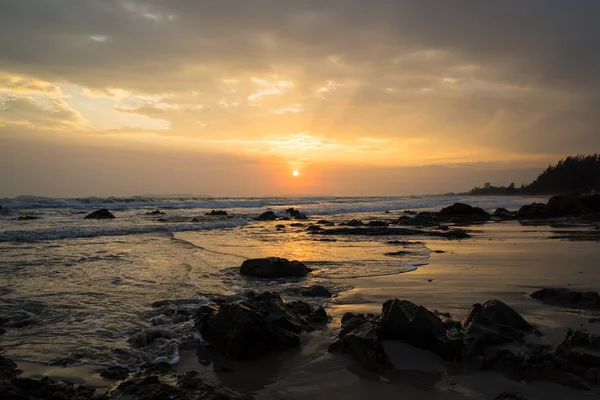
[0,94,86,130]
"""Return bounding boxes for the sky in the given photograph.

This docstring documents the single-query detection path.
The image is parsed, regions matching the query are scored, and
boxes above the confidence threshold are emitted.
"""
[1,0,599,197]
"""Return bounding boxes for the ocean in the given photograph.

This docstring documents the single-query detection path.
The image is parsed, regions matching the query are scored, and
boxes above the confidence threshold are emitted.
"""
[0,195,547,369]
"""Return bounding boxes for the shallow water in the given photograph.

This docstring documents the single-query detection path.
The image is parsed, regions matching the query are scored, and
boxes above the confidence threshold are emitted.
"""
[0,195,549,368]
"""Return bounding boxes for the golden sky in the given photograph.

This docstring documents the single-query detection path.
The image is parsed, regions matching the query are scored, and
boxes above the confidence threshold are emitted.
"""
[1,1,598,197]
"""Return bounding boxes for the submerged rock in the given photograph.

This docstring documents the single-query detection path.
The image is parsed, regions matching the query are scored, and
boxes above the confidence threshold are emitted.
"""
[100,366,131,380]
[367,220,389,227]
[285,208,307,219]
[530,288,600,310]
[15,215,39,220]
[311,226,470,239]
[205,210,228,216]
[255,211,277,221]
[146,210,165,215]
[306,225,323,231]
[343,219,364,226]
[84,208,115,219]
[300,285,332,298]
[240,257,310,279]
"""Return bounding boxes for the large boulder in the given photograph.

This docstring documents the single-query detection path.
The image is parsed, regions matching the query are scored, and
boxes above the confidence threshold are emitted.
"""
[547,195,590,216]
[397,212,440,227]
[255,211,277,221]
[530,288,600,310]
[517,203,550,219]
[240,257,309,279]
[379,299,463,359]
[300,285,332,298]
[438,203,490,222]
[579,194,600,213]
[84,208,115,219]
[201,302,297,360]
[200,292,321,360]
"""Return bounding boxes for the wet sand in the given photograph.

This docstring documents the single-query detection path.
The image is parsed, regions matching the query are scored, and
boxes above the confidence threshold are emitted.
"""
[15,221,600,399]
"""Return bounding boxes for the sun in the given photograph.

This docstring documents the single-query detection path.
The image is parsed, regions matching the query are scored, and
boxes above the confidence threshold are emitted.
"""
[293,170,299,177]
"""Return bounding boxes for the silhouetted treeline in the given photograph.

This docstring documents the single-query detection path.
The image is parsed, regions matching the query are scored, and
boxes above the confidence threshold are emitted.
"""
[468,155,600,195]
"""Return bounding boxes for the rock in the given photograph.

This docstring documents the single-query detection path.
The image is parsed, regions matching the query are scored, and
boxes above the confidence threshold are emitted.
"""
[579,194,600,213]
[493,208,517,218]
[146,210,165,215]
[367,220,389,227]
[307,307,329,323]
[384,250,410,256]
[255,211,277,221]
[127,328,175,348]
[205,210,228,216]
[328,323,394,372]
[473,300,533,331]
[438,203,490,223]
[306,225,323,231]
[310,226,470,239]
[517,203,550,219]
[15,216,39,220]
[547,194,591,216]
[290,223,304,227]
[275,224,285,229]
[530,288,600,310]
[286,300,312,316]
[201,294,308,360]
[285,208,307,219]
[343,219,364,226]
[240,257,310,279]
[397,212,440,227]
[84,209,115,219]
[100,366,131,380]
[0,355,22,380]
[379,299,463,359]
[300,285,332,298]
[316,219,333,225]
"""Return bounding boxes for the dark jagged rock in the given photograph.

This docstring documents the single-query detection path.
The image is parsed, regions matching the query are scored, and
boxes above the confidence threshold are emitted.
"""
[517,203,550,219]
[300,285,332,298]
[285,208,307,219]
[84,208,115,219]
[127,328,175,348]
[379,299,464,359]
[306,225,323,231]
[205,210,228,216]
[0,356,22,381]
[307,307,329,323]
[100,366,131,380]
[493,208,517,219]
[343,219,364,226]
[530,288,600,310]
[240,257,309,279]
[367,220,389,227]
[146,210,165,215]
[438,203,490,223]
[384,250,410,256]
[200,292,316,360]
[310,226,470,240]
[462,301,535,357]
[255,211,277,221]
[547,194,591,216]
[1,375,96,399]
[316,219,333,225]
[328,323,394,372]
[15,215,39,220]
[397,212,440,227]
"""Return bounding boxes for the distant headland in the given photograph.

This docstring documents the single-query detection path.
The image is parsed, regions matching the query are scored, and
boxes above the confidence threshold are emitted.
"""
[465,154,600,196]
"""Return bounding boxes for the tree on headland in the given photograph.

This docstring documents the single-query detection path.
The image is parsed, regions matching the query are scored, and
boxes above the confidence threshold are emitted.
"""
[524,154,600,194]
[467,154,600,195]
